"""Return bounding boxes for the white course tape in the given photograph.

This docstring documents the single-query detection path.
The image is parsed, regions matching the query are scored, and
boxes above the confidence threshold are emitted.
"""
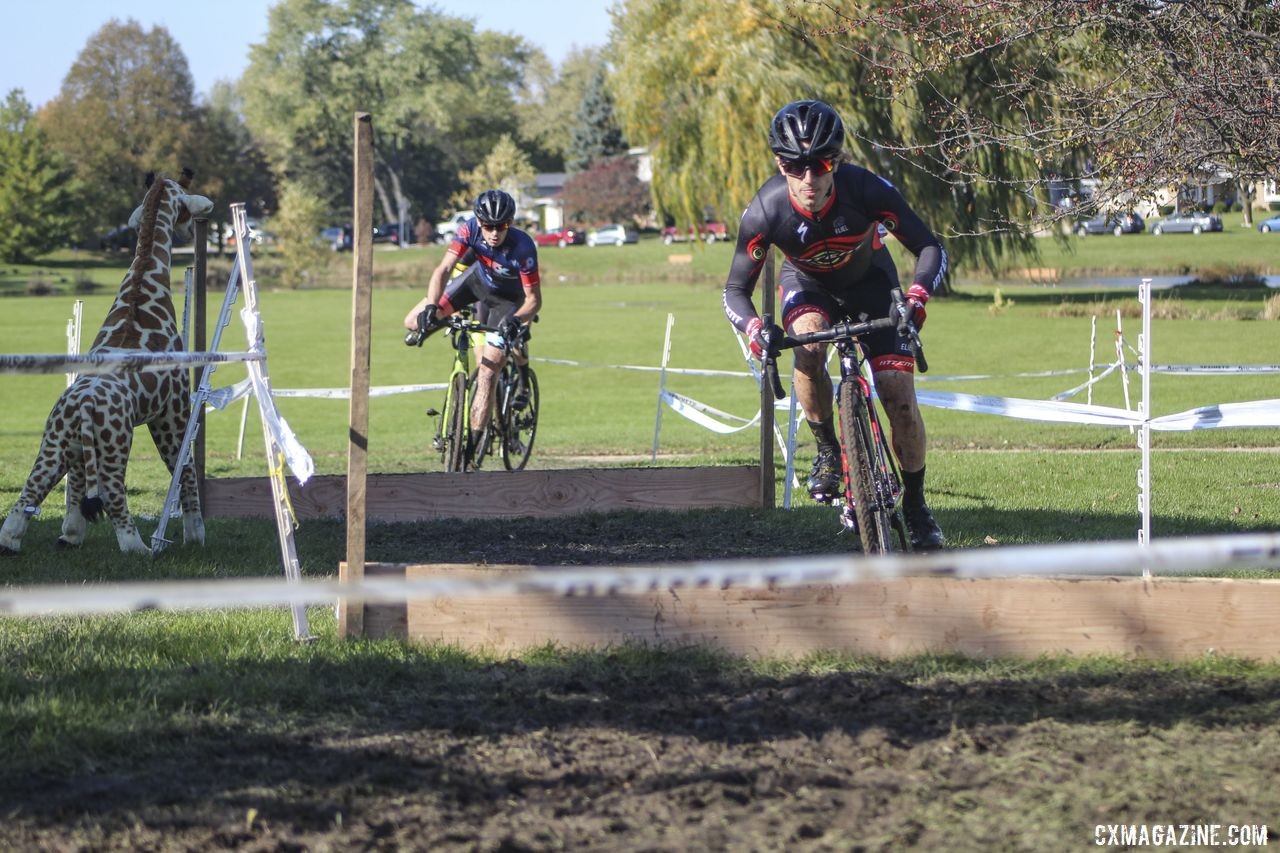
[917,390,1280,430]
[205,377,447,409]
[239,312,313,484]
[1150,364,1280,375]
[0,350,262,375]
[534,356,752,378]
[2,532,1278,617]
[661,389,760,434]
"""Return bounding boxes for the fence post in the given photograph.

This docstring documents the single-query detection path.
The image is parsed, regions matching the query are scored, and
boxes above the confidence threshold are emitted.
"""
[342,112,374,638]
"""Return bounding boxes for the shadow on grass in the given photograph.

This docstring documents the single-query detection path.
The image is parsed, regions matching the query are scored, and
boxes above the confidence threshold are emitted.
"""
[4,628,1279,833]
[1,502,1271,584]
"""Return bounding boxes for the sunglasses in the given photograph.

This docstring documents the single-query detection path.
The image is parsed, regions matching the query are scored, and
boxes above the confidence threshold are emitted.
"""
[480,220,511,231]
[778,157,835,178]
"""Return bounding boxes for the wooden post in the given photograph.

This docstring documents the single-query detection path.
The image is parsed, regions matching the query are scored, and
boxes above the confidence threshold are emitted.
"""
[342,112,374,638]
[759,250,776,509]
[192,217,208,498]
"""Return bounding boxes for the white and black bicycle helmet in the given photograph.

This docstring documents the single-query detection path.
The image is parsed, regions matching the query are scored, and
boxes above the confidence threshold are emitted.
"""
[474,189,516,225]
[768,100,845,160]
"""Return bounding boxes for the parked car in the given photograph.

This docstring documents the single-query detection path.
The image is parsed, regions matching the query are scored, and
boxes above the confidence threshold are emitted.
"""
[98,225,136,252]
[1150,211,1223,235]
[533,226,585,247]
[1257,214,1280,233]
[586,223,638,246]
[319,226,344,249]
[373,222,410,245]
[662,221,728,244]
[435,211,471,242]
[1074,212,1144,236]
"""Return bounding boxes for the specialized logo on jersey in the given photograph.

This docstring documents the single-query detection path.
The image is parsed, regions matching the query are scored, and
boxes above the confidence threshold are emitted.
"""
[796,222,810,243]
[790,232,867,272]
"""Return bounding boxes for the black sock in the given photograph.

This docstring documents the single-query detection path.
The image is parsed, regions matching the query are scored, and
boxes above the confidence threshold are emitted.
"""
[807,417,839,451]
[903,466,926,505]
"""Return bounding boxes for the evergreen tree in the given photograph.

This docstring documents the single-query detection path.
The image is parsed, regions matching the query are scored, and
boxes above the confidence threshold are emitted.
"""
[0,90,78,263]
[567,68,628,173]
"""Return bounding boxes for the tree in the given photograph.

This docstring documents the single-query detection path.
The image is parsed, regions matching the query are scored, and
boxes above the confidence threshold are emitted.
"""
[517,47,609,167]
[566,67,628,173]
[39,19,203,244]
[240,0,538,226]
[272,181,331,289]
[612,0,1280,271]
[788,0,1280,229]
[192,82,278,249]
[454,134,537,212]
[610,0,835,241]
[0,90,78,262]
[560,157,651,226]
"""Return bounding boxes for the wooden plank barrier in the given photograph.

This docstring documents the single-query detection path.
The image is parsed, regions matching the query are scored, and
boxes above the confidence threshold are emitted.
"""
[205,466,760,522]
[350,566,1280,660]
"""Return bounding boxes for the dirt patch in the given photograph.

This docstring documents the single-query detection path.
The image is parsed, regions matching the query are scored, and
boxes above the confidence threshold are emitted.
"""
[3,653,1278,850]
[5,511,1278,849]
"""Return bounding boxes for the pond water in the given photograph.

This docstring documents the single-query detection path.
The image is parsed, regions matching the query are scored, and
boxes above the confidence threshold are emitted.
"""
[1053,274,1280,290]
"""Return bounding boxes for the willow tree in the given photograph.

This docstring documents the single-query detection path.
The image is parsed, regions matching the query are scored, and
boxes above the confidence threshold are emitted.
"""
[240,0,538,225]
[611,0,819,235]
[610,0,1059,274]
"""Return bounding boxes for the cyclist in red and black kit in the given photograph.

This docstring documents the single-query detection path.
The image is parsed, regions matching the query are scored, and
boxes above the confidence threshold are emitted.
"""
[404,189,541,455]
[723,100,947,550]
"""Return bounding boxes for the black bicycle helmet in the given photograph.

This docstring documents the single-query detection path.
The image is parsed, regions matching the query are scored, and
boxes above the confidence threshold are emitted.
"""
[768,100,845,160]
[474,189,516,225]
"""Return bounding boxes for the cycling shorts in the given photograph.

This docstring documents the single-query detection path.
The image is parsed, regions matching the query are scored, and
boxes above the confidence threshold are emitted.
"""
[440,265,520,326]
[779,259,916,371]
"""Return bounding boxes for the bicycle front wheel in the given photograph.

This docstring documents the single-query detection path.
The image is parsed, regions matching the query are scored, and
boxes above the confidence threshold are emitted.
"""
[837,379,899,554]
[443,372,468,472]
[502,366,539,471]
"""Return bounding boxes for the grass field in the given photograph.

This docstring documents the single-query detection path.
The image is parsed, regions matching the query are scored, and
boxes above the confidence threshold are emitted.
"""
[2,237,1279,848]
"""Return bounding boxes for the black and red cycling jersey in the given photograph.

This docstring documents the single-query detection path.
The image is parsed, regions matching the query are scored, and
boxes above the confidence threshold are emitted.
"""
[723,164,947,333]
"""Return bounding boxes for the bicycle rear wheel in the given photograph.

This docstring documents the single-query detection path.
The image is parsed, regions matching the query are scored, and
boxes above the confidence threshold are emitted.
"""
[501,366,538,471]
[443,372,468,472]
[837,379,900,554]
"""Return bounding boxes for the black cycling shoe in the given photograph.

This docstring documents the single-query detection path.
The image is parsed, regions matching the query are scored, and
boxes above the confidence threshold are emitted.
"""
[806,445,840,502]
[904,501,945,551]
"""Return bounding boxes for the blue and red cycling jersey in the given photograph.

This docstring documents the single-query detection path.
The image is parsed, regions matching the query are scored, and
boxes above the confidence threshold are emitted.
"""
[450,217,541,303]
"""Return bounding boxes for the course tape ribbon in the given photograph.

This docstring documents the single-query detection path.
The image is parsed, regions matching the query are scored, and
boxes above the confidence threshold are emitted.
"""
[2,532,1278,617]
[660,389,760,434]
[916,390,1280,430]
[0,350,262,375]
[205,378,447,409]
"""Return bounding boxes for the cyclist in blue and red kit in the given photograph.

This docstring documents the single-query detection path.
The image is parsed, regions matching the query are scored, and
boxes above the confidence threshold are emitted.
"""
[404,189,541,453]
[723,100,947,549]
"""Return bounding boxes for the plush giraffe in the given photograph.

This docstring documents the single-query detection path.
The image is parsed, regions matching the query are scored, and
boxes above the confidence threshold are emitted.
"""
[0,171,214,555]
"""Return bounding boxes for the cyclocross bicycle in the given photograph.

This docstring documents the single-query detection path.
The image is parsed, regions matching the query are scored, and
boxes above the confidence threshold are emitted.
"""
[404,312,539,472]
[762,287,928,554]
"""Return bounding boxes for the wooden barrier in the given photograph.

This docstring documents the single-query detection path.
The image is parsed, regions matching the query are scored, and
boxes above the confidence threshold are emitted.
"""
[206,465,761,522]
[350,566,1280,660]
